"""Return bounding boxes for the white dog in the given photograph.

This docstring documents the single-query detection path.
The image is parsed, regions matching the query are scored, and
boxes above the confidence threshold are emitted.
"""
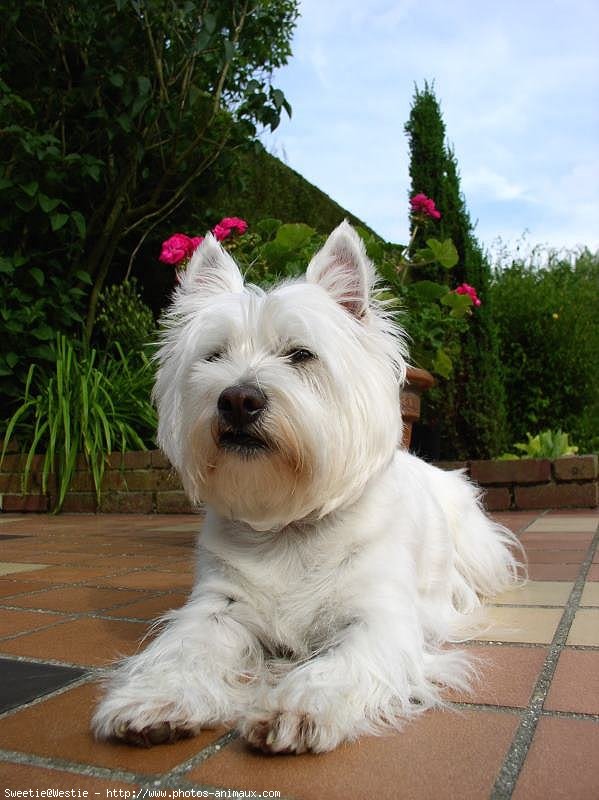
[92,222,522,753]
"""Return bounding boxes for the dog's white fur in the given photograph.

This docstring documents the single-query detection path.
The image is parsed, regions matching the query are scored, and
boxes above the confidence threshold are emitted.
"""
[92,222,523,753]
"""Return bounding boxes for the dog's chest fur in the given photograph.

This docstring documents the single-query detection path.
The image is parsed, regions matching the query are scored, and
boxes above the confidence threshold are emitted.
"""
[197,511,372,658]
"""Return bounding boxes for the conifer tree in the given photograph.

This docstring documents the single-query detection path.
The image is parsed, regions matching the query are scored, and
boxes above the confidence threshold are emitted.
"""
[405,83,507,459]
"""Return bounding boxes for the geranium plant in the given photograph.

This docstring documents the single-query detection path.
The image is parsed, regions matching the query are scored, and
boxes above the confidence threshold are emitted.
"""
[159,197,479,379]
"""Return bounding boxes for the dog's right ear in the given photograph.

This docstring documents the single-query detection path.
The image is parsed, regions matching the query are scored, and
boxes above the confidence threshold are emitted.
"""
[178,234,244,296]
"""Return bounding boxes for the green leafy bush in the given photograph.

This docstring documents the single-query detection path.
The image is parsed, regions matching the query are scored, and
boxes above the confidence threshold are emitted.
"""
[500,430,579,460]
[491,248,599,453]
[96,279,156,357]
[1,335,157,511]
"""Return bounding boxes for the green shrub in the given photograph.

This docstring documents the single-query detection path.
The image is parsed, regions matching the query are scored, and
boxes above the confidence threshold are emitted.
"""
[1,335,157,511]
[96,279,156,357]
[500,429,579,460]
[491,248,599,453]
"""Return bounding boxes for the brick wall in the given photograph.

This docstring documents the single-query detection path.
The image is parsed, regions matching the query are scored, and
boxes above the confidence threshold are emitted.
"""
[0,450,196,514]
[1,450,597,514]
[434,455,598,511]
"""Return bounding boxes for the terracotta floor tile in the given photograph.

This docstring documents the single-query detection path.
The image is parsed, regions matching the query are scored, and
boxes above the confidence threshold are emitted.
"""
[527,563,580,581]
[0,617,148,666]
[0,762,138,792]
[491,512,542,533]
[189,709,519,800]
[0,579,52,598]
[524,548,587,564]
[0,682,226,775]
[5,565,120,583]
[544,650,599,714]
[103,592,188,620]
[0,608,69,637]
[490,581,573,606]
[96,571,194,591]
[580,582,599,606]
[7,586,155,613]
[519,532,593,548]
[566,609,599,645]
[445,645,546,707]
[513,717,599,799]
[586,565,599,581]
[476,606,562,644]
[526,516,598,533]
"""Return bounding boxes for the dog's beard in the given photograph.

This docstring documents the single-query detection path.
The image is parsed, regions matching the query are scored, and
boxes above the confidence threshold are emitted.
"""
[181,410,318,531]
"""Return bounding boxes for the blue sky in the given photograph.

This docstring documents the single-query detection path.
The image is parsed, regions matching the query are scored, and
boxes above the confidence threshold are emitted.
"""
[262,0,599,257]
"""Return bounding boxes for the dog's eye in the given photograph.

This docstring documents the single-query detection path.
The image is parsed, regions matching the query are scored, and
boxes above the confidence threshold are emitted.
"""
[286,348,316,365]
[205,351,223,363]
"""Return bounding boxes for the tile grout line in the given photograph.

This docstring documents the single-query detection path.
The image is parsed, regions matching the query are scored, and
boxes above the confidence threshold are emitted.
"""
[489,519,599,800]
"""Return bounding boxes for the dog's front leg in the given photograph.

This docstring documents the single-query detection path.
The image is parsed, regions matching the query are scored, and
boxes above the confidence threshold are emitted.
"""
[92,593,261,746]
[239,615,424,754]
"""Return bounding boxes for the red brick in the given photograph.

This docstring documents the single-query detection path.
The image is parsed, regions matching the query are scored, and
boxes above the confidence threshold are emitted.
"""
[0,473,26,493]
[433,461,470,472]
[58,492,98,513]
[155,491,197,514]
[68,471,97,492]
[553,455,598,482]
[0,493,49,512]
[106,450,152,470]
[98,492,154,513]
[470,459,551,485]
[150,449,171,469]
[515,482,598,510]
[482,486,512,511]
[0,453,45,472]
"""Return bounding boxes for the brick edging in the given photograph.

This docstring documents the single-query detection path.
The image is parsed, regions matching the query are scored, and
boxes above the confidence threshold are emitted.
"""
[434,455,598,511]
[1,451,597,513]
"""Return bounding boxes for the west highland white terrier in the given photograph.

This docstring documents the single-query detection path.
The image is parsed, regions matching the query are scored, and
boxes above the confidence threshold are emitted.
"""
[93,222,523,753]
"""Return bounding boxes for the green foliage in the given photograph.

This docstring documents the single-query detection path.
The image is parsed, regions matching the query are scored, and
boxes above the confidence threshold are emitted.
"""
[221,219,323,285]
[405,82,508,459]
[206,144,373,235]
[222,218,474,381]
[491,248,599,454]
[0,0,298,374]
[96,279,156,356]
[500,430,579,460]
[1,335,157,511]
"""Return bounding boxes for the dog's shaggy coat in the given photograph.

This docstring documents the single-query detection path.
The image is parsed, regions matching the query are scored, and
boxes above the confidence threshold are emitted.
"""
[92,222,522,753]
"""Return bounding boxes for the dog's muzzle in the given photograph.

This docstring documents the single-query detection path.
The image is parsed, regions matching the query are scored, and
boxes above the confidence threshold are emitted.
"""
[216,383,269,454]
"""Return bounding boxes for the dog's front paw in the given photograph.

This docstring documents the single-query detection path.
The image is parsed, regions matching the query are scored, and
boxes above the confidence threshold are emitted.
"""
[92,695,201,748]
[111,720,195,748]
[239,711,340,754]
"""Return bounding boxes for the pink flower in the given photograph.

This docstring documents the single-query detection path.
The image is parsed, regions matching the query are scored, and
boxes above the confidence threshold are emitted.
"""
[410,193,441,220]
[213,216,248,241]
[159,233,195,265]
[190,236,204,250]
[455,283,481,306]
[213,223,232,242]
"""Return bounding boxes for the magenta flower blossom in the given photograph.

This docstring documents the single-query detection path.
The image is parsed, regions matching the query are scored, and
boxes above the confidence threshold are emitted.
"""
[159,234,205,265]
[455,283,481,307]
[159,233,196,265]
[213,216,248,241]
[410,193,441,220]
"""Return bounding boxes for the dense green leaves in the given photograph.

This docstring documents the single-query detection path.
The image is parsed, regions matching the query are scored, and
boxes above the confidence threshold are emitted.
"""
[491,249,599,453]
[1,336,157,511]
[1,0,298,411]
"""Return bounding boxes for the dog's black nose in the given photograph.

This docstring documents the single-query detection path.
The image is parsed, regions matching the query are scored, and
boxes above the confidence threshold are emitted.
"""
[217,384,267,428]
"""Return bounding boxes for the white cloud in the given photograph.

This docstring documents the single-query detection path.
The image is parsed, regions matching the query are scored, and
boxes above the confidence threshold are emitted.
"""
[264,0,599,251]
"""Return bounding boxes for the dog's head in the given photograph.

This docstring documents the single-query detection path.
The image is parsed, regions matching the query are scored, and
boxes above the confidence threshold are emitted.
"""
[154,221,407,530]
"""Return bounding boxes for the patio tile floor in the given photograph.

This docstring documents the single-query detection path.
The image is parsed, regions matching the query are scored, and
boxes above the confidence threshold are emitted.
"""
[0,508,597,799]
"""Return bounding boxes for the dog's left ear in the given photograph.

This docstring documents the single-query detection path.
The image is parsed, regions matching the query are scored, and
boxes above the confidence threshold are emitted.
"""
[306,221,374,318]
